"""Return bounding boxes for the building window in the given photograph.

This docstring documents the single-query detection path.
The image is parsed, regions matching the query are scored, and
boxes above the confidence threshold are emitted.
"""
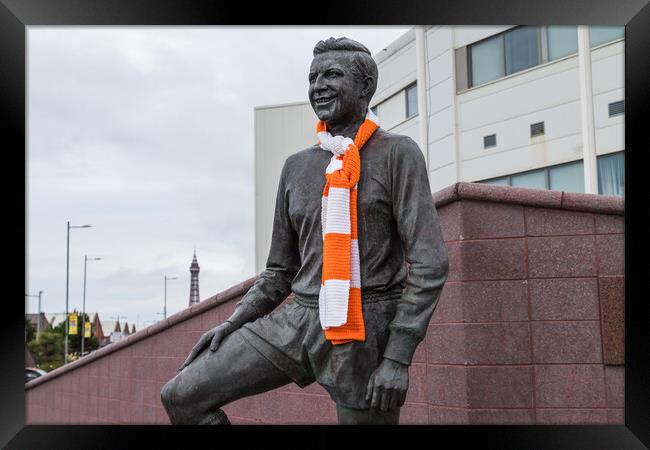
[511,169,547,189]
[597,151,625,196]
[479,155,624,197]
[530,121,545,137]
[549,160,585,193]
[590,26,624,47]
[608,100,624,117]
[483,134,497,148]
[504,26,540,75]
[405,83,418,118]
[482,176,510,186]
[547,26,578,61]
[465,25,623,90]
[470,34,504,86]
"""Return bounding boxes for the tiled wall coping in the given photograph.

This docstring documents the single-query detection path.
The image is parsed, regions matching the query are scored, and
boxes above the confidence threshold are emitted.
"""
[434,182,624,216]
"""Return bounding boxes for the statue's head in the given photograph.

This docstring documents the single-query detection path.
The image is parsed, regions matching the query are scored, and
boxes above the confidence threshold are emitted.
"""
[309,37,378,127]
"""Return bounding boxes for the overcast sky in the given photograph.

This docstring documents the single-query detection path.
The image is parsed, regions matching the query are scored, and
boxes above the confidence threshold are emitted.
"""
[26,26,411,332]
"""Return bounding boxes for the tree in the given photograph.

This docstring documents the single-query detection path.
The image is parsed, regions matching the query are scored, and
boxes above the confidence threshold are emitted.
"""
[26,312,100,370]
[28,329,64,371]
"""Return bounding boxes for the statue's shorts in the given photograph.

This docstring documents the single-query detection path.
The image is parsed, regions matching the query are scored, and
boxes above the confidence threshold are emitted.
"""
[236,288,403,410]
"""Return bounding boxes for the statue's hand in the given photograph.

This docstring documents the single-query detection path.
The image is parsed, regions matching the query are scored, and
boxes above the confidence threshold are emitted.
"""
[178,322,235,372]
[365,358,409,412]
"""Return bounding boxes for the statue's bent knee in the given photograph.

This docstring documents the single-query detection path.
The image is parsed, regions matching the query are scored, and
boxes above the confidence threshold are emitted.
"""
[161,373,231,425]
[160,378,178,415]
[161,376,196,424]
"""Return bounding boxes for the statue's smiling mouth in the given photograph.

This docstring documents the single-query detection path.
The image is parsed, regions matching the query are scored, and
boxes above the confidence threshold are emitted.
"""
[314,96,335,105]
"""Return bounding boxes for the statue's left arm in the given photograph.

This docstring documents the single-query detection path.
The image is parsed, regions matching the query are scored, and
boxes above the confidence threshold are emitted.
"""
[366,136,449,411]
[382,136,449,367]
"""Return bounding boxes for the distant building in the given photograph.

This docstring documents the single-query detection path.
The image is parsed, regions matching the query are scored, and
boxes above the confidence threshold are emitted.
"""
[90,313,105,342]
[109,320,123,343]
[95,319,125,346]
[189,250,200,307]
[46,313,66,329]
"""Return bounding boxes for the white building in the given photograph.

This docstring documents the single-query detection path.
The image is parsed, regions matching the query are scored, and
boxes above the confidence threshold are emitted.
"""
[254,25,625,273]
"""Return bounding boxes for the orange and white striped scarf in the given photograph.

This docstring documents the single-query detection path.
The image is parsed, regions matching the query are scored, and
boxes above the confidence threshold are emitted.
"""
[317,108,379,345]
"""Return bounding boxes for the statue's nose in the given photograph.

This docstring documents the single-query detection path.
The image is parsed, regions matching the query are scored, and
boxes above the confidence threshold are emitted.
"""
[313,73,327,92]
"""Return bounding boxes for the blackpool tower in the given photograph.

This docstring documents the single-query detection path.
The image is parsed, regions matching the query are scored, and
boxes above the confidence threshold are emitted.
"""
[188,250,200,307]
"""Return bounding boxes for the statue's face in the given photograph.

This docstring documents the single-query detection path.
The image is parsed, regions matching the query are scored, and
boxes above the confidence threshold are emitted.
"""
[308,51,366,125]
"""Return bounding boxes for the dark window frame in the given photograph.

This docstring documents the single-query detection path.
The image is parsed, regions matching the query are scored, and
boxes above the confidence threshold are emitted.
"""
[608,100,625,117]
[483,133,497,149]
[530,121,545,137]
[405,82,418,119]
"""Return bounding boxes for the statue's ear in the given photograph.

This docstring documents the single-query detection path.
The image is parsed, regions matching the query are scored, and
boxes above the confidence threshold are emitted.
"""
[361,75,375,99]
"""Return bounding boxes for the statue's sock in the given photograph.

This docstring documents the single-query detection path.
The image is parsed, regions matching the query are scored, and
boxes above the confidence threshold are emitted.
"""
[201,408,231,425]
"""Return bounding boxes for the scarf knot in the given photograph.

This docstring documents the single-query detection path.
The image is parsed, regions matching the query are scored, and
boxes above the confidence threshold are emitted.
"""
[318,133,352,156]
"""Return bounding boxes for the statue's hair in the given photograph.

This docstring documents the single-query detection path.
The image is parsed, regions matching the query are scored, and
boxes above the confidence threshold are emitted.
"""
[313,37,378,101]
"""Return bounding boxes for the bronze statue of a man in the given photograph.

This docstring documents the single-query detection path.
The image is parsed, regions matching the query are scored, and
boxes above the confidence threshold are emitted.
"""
[161,36,449,425]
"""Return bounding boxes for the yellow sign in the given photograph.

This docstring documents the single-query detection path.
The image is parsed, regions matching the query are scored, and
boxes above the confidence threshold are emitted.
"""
[69,313,78,335]
[84,321,91,338]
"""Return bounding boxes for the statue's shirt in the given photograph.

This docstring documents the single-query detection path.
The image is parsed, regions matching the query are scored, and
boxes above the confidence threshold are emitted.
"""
[236,128,449,365]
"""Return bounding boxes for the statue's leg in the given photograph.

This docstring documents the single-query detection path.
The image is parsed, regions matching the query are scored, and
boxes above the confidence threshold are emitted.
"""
[161,329,292,424]
[335,404,400,425]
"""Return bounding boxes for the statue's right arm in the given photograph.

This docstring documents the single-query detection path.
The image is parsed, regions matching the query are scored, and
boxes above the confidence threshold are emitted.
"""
[225,159,301,330]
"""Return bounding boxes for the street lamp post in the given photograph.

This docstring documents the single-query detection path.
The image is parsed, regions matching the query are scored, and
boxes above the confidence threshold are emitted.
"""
[25,291,44,340]
[81,255,101,357]
[164,275,178,320]
[37,290,42,340]
[65,221,91,365]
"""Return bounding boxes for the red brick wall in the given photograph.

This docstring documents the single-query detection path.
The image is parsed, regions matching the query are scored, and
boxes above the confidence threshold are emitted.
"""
[430,193,624,424]
[25,183,624,425]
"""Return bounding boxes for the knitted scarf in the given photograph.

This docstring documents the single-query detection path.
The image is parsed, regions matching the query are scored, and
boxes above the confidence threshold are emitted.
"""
[317,108,379,345]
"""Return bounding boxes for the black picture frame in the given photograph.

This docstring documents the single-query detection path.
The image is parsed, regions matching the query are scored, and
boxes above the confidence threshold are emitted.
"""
[3,0,648,447]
